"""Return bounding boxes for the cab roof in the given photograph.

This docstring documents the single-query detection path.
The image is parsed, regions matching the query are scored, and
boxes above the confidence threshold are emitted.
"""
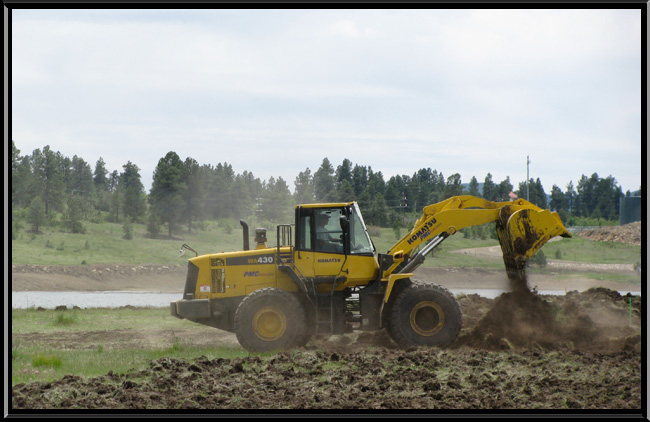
[295,202,357,209]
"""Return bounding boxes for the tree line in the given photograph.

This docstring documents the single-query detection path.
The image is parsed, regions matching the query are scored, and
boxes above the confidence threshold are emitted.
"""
[12,141,635,239]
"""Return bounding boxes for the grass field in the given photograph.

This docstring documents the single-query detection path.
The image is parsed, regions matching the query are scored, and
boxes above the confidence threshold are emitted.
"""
[11,218,641,268]
[11,307,248,387]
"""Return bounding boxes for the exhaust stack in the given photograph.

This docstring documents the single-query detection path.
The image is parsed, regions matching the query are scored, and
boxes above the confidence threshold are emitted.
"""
[240,220,250,251]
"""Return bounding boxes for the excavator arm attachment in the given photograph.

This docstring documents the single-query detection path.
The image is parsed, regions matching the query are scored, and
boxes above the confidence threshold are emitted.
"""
[385,195,571,282]
[496,206,571,281]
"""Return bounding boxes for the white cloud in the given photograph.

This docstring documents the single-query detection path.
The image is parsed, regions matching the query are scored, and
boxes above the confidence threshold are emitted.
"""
[328,19,378,38]
[11,9,642,195]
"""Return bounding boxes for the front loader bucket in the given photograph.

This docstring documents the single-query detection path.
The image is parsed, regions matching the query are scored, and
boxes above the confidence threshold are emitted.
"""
[496,207,571,281]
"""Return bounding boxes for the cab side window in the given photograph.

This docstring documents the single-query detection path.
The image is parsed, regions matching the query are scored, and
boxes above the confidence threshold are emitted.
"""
[314,209,344,254]
[298,213,312,251]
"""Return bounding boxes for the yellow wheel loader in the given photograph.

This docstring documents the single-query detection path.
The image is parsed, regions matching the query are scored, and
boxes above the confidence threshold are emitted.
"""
[170,195,570,352]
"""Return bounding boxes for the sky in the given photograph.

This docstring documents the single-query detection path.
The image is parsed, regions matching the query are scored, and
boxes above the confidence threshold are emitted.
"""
[11,8,644,196]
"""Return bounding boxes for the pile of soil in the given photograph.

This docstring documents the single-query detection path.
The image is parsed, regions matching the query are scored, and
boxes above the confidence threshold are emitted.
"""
[454,286,641,353]
[576,222,642,246]
[11,287,642,410]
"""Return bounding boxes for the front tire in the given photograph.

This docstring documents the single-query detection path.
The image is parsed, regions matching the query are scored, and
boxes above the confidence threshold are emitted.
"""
[386,281,462,349]
[234,288,307,353]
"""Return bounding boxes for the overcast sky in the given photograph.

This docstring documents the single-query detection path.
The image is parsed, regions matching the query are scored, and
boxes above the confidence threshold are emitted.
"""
[11,8,643,196]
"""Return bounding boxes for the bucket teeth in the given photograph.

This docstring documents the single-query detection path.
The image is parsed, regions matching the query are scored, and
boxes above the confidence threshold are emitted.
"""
[496,207,571,281]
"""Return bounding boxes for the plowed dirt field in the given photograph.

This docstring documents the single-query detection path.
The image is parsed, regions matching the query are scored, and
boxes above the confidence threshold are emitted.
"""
[11,281,643,411]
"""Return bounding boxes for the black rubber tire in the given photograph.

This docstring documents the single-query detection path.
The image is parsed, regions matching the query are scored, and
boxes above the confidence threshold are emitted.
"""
[381,278,413,329]
[294,295,316,348]
[234,288,307,353]
[386,280,462,349]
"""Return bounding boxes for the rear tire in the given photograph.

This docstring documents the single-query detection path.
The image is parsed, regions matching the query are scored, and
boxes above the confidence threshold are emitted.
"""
[386,281,462,349]
[234,288,307,353]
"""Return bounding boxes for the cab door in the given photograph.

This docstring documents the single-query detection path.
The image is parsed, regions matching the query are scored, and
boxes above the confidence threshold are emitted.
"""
[312,207,346,277]
[293,207,347,278]
[293,208,316,278]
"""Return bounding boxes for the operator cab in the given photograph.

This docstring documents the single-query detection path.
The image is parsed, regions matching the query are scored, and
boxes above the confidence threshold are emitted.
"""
[296,202,375,257]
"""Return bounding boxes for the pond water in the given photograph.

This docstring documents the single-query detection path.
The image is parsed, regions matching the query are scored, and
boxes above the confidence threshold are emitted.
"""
[11,291,183,310]
[10,289,641,309]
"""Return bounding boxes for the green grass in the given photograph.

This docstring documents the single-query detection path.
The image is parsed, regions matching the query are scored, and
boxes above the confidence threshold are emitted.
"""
[11,218,246,266]
[11,307,248,387]
[11,344,247,387]
[12,217,641,269]
[538,237,641,265]
[11,307,201,335]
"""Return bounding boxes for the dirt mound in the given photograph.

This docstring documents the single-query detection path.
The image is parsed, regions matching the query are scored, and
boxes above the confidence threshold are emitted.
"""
[301,285,642,355]
[576,221,641,245]
[454,286,641,353]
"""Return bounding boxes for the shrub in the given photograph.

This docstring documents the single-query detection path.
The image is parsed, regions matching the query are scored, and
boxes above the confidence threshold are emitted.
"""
[123,219,133,240]
[63,196,87,234]
[32,354,63,369]
[147,213,161,238]
[54,312,77,326]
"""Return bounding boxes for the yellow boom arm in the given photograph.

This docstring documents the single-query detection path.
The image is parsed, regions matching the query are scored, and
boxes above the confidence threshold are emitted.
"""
[384,195,571,281]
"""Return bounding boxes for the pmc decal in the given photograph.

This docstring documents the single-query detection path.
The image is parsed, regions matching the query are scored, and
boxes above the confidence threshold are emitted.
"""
[406,218,437,245]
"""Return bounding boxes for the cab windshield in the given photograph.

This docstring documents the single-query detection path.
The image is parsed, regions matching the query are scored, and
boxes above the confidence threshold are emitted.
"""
[348,203,375,255]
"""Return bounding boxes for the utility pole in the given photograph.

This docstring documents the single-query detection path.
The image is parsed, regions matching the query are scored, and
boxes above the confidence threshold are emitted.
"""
[526,155,530,201]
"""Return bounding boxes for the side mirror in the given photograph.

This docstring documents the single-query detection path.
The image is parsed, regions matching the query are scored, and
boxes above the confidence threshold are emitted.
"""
[339,215,349,231]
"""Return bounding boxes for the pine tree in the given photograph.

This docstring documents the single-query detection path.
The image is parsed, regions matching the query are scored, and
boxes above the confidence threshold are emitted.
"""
[27,196,46,233]
[294,168,315,204]
[121,161,146,223]
[181,157,204,233]
[261,176,292,222]
[443,173,463,199]
[149,152,184,238]
[549,185,566,212]
[565,181,576,214]
[351,164,368,198]
[63,196,86,234]
[93,157,109,192]
[31,146,65,215]
[482,173,496,202]
[335,180,356,202]
[467,176,481,197]
[495,176,513,202]
[12,142,37,209]
[313,158,336,202]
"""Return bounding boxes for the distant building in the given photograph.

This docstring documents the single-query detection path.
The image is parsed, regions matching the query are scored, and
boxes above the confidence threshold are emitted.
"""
[619,196,641,225]
[508,192,518,200]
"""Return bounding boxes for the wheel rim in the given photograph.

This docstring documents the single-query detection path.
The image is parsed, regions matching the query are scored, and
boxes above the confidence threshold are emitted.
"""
[252,306,287,341]
[409,301,445,336]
